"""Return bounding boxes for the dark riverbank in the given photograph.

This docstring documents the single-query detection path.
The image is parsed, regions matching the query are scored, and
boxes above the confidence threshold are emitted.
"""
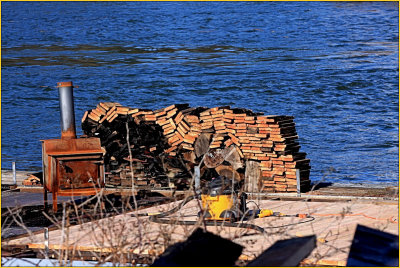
[2,169,398,201]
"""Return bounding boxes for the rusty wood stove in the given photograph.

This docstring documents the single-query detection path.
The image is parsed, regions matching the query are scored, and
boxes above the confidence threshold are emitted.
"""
[41,82,105,211]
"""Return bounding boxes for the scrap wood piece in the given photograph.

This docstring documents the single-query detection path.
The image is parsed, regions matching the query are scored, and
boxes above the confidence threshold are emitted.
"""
[215,165,242,181]
[27,243,161,256]
[300,259,347,267]
[123,157,147,163]
[223,145,243,170]
[246,235,316,267]
[22,174,42,186]
[203,149,225,168]
[346,224,399,267]
[151,228,243,267]
[81,110,89,123]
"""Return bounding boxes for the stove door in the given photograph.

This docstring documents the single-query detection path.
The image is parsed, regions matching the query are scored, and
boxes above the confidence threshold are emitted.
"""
[57,157,103,189]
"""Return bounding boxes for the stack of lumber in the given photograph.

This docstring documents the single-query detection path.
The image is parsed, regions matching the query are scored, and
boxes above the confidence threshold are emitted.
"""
[81,103,311,192]
[81,102,191,189]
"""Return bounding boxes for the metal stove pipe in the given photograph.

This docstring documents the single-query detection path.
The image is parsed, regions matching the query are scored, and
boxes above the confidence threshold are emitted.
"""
[57,81,76,139]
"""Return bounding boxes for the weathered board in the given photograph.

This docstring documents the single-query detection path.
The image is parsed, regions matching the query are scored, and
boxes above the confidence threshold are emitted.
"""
[245,160,261,193]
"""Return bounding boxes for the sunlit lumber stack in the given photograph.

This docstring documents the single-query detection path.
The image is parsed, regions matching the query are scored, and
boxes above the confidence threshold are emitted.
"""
[81,102,311,192]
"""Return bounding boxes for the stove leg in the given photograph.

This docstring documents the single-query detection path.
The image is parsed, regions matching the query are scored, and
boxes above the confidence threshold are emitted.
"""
[52,191,58,212]
[44,188,48,211]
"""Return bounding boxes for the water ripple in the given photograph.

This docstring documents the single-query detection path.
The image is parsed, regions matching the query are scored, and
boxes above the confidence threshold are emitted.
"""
[1,1,398,185]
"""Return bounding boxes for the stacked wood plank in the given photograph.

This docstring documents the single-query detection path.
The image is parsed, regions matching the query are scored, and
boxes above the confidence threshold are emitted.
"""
[81,103,311,192]
[81,102,190,189]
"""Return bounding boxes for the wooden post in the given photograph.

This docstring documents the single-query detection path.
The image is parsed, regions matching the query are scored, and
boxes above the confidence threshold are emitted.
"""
[44,188,48,211]
[296,169,301,197]
[244,160,261,195]
[12,162,16,185]
[194,166,200,194]
[44,227,49,257]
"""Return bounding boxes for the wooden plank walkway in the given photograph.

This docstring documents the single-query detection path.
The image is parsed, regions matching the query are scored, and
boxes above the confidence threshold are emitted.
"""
[3,198,398,266]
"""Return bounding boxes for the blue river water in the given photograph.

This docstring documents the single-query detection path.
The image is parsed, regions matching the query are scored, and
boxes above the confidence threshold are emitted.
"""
[1,1,398,185]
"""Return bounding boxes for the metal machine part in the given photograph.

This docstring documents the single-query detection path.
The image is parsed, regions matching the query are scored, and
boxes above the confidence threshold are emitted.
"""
[200,176,279,221]
[41,81,104,211]
[200,176,244,221]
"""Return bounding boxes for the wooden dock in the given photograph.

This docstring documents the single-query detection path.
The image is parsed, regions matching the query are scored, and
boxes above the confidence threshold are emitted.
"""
[2,196,398,266]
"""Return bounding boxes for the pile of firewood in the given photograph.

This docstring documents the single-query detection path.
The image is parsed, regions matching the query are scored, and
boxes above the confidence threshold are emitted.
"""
[81,102,311,192]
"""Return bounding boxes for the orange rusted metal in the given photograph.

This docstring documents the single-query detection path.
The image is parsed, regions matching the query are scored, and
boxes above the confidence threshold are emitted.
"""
[56,81,73,88]
[60,125,77,140]
[42,82,104,211]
